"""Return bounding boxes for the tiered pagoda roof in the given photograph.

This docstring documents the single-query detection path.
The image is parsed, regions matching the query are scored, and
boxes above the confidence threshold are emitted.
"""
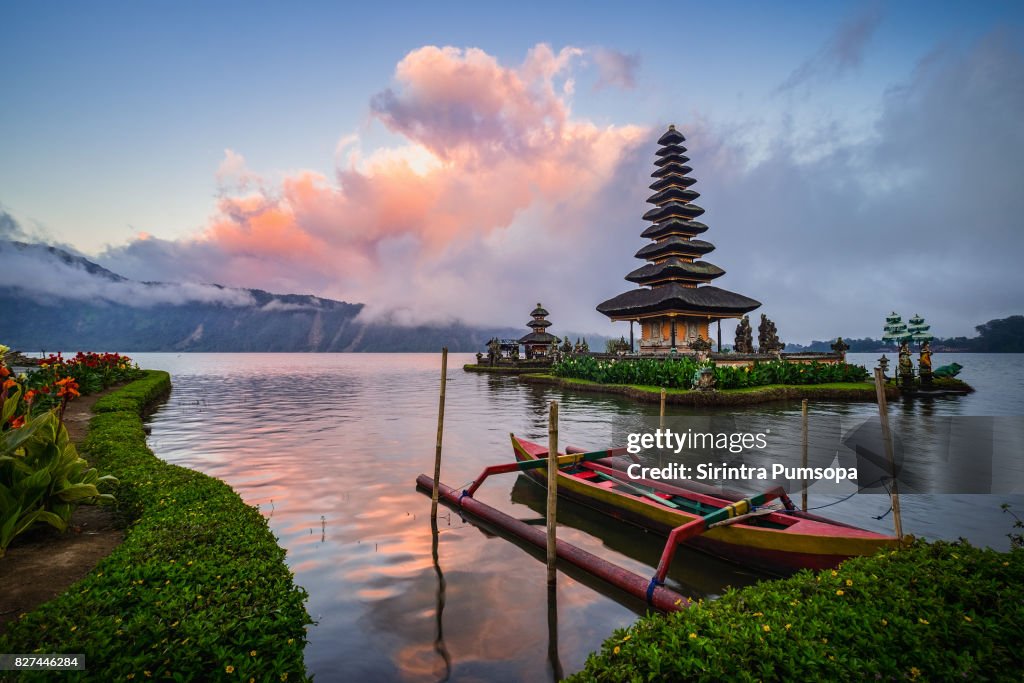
[597,125,760,320]
[518,302,557,345]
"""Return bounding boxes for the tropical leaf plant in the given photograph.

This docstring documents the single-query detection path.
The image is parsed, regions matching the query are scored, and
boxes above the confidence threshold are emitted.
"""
[0,367,117,557]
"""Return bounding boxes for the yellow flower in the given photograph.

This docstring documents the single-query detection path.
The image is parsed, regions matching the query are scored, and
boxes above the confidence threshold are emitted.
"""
[785,624,792,630]
[752,612,763,617]
[881,619,888,626]
[622,635,631,642]
[70,625,77,632]
[613,646,621,655]
[225,665,235,674]
[830,570,838,577]
[964,615,972,622]
[845,579,853,587]
[919,618,929,625]
[280,675,289,682]
[910,667,921,679]
[762,624,770,632]
[127,676,135,681]
[287,638,295,645]
[822,638,828,644]
[689,632,697,639]
[836,589,844,596]
[144,673,151,678]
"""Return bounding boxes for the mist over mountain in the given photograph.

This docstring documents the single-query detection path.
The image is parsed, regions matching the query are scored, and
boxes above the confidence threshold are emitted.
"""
[0,241,605,352]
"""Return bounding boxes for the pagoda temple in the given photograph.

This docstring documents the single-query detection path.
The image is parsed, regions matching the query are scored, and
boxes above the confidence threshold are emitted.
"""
[518,303,557,358]
[597,125,760,354]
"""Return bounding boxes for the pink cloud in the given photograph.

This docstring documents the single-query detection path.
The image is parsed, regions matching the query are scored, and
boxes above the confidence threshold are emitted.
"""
[109,43,648,321]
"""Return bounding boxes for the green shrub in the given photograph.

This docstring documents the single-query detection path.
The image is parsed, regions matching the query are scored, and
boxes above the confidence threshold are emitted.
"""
[0,371,312,682]
[551,357,868,390]
[572,540,1023,682]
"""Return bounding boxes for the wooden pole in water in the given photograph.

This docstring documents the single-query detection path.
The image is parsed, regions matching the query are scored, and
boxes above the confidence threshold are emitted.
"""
[801,399,808,512]
[873,367,903,541]
[660,388,666,428]
[547,400,559,584]
[430,347,449,521]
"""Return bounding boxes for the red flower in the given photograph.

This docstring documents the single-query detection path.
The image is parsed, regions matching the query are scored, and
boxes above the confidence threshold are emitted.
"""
[8,415,25,429]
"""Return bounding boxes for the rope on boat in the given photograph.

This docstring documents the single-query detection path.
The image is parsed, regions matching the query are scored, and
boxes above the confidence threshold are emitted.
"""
[796,477,895,519]
[646,576,661,604]
[456,480,476,505]
[872,480,894,521]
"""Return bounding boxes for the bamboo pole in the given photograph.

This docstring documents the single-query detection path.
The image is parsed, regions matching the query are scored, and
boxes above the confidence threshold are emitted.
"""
[873,368,903,541]
[659,388,666,428]
[547,400,559,584]
[430,347,449,521]
[801,399,808,512]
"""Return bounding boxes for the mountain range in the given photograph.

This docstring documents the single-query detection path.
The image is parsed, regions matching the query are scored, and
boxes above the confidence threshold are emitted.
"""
[0,241,607,352]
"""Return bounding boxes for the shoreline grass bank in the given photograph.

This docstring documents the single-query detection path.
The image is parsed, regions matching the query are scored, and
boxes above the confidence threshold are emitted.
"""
[572,539,1022,681]
[520,373,897,406]
[0,371,312,682]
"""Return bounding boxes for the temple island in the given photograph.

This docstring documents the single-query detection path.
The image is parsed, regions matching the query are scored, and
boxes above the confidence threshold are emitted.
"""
[464,125,847,379]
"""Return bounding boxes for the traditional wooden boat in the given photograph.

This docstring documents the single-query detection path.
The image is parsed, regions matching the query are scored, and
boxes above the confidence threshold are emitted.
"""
[510,435,899,575]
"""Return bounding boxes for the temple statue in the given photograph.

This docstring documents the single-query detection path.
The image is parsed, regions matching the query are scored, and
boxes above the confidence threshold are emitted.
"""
[487,338,500,366]
[690,335,712,362]
[734,316,754,353]
[831,337,850,362]
[919,340,933,385]
[898,341,913,387]
[560,336,573,354]
[758,314,783,354]
[877,354,890,379]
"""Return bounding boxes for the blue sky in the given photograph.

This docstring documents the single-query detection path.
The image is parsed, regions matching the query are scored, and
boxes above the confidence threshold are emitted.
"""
[2,1,1022,340]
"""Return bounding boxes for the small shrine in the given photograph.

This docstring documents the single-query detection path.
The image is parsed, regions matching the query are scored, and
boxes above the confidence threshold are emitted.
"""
[597,125,761,354]
[518,303,558,359]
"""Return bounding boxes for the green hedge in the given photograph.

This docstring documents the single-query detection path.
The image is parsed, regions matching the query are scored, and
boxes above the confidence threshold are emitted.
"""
[0,371,312,682]
[572,540,1023,682]
[551,357,869,390]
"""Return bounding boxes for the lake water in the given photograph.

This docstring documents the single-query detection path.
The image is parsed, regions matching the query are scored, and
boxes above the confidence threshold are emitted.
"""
[127,352,1024,681]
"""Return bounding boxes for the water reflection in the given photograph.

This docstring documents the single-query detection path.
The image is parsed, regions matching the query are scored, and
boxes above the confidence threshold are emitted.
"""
[129,351,1024,681]
[547,583,563,682]
[430,518,452,682]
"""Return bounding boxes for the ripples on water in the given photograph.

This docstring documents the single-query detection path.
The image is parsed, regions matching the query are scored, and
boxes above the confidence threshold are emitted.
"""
[130,352,1023,681]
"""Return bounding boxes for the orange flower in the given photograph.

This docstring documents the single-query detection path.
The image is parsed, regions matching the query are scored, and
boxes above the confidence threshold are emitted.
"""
[2,378,15,390]
[8,415,24,429]
[56,377,80,398]
[0,366,9,378]
[24,390,37,403]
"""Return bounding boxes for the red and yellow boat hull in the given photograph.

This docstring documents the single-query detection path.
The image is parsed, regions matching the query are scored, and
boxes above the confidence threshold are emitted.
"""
[511,436,898,574]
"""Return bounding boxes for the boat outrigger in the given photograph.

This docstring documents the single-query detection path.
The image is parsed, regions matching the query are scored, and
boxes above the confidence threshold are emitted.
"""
[510,435,899,577]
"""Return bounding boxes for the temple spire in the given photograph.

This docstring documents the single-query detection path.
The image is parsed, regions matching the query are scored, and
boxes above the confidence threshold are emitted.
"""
[597,125,760,353]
